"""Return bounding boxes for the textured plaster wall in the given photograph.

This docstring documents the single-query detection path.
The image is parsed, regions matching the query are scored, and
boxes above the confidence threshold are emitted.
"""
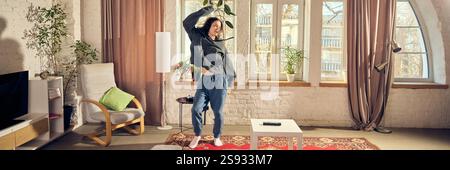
[80,0,102,59]
[0,0,52,76]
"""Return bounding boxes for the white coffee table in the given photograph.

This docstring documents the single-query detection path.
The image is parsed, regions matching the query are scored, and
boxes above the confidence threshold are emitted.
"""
[250,119,303,150]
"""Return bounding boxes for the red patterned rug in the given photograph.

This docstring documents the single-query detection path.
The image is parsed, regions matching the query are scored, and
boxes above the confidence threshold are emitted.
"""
[165,133,380,150]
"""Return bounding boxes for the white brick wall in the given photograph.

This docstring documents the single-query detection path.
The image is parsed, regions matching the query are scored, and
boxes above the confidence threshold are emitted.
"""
[165,79,450,129]
[165,81,355,127]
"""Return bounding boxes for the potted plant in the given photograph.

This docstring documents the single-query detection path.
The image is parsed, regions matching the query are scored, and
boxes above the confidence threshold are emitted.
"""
[23,3,68,75]
[173,59,192,80]
[173,58,206,81]
[23,3,93,129]
[61,40,98,129]
[283,46,305,82]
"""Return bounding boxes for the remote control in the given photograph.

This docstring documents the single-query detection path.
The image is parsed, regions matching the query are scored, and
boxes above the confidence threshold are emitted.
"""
[263,122,282,126]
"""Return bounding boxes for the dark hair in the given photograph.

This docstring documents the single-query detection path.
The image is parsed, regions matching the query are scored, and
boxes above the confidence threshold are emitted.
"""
[200,17,223,40]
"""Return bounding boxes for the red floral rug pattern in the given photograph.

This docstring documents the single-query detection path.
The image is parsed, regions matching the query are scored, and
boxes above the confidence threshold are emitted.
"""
[165,133,380,150]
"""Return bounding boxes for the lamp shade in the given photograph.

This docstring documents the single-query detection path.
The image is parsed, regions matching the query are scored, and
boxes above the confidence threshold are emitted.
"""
[391,41,402,53]
[156,32,171,73]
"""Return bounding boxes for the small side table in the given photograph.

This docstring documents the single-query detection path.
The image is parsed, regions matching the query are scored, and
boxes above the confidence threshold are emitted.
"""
[176,97,209,132]
[250,119,303,150]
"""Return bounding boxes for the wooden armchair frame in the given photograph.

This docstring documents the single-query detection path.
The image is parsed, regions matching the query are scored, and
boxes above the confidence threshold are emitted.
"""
[81,98,145,147]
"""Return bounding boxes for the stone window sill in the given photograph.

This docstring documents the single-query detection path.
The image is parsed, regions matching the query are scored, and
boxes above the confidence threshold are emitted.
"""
[392,83,449,89]
[320,81,348,88]
[174,80,311,87]
[174,80,448,89]
[247,81,311,87]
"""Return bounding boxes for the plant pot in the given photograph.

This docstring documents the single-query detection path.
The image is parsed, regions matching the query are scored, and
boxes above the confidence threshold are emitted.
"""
[63,105,74,130]
[286,74,295,82]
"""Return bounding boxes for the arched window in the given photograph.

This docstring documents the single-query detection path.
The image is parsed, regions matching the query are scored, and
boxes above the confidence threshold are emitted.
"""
[394,0,431,82]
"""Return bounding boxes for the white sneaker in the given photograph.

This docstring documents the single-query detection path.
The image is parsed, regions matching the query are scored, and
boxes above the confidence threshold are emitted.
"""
[189,136,201,149]
[214,138,223,147]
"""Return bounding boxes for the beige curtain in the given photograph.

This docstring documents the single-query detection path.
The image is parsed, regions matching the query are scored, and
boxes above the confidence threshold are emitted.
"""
[347,0,397,131]
[102,0,165,125]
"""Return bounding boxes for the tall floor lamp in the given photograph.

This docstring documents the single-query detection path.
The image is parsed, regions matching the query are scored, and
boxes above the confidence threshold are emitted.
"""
[156,32,172,130]
[374,40,402,134]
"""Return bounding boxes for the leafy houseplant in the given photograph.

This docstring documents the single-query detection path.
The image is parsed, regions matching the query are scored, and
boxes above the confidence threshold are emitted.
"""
[62,40,98,129]
[283,46,305,82]
[173,59,192,80]
[23,3,68,75]
[173,59,203,81]
[63,40,99,98]
[202,0,236,30]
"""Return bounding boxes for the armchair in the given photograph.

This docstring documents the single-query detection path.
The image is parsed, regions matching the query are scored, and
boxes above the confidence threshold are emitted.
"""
[79,63,145,147]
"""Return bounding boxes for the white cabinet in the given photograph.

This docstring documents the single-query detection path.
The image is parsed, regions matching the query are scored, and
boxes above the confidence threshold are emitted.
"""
[16,77,68,150]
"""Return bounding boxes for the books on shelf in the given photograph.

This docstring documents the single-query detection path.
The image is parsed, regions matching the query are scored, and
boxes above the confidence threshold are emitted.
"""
[49,113,62,120]
[48,88,62,100]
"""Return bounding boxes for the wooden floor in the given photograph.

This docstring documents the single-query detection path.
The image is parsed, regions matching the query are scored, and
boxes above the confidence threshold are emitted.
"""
[42,124,450,150]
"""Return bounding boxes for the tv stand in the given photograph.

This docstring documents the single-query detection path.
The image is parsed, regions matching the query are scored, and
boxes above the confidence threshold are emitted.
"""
[0,77,71,150]
[0,115,48,150]
[0,120,26,132]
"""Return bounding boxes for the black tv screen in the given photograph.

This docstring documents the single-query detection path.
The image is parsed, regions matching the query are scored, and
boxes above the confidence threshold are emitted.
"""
[0,71,29,123]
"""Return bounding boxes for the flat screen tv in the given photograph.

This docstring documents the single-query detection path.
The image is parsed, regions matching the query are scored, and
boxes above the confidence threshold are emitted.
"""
[0,71,28,130]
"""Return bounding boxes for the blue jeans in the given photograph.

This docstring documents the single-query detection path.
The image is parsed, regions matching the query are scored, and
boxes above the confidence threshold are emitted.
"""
[191,84,227,138]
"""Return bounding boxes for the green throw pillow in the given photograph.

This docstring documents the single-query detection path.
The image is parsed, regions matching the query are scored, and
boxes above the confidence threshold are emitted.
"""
[99,87,135,111]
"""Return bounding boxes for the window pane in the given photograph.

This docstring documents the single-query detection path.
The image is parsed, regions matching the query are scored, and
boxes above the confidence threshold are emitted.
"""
[281,4,300,75]
[396,1,419,27]
[281,4,299,48]
[321,0,345,81]
[394,1,430,81]
[254,4,273,74]
[183,0,203,62]
[395,28,427,53]
[223,0,236,54]
[394,53,429,79]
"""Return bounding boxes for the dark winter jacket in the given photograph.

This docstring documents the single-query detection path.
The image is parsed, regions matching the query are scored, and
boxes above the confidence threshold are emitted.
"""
[183,6,236,89]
